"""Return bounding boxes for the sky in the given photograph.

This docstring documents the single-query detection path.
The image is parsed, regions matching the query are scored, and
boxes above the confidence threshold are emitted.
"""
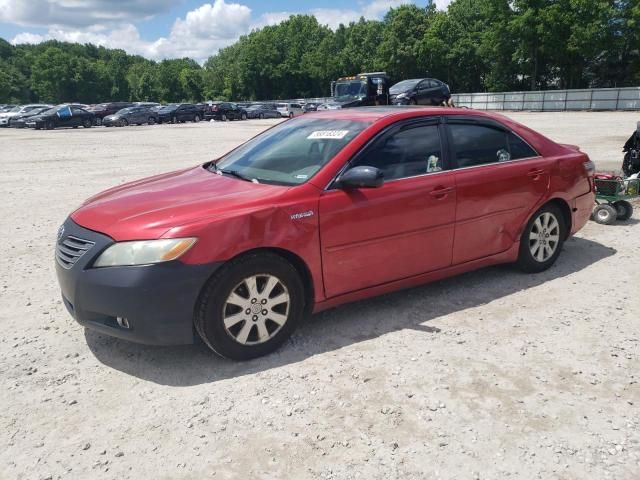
[0,0,452,62]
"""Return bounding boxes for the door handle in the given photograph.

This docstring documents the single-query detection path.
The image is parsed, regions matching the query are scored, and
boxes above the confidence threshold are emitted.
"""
[429,186,455,198]
[527,169,546,180]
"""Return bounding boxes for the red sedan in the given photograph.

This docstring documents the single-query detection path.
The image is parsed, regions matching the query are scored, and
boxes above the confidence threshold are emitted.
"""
[55,107,595,360]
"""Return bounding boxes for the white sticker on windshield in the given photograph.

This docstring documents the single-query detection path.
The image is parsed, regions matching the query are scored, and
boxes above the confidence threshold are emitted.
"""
[307,130,349,140]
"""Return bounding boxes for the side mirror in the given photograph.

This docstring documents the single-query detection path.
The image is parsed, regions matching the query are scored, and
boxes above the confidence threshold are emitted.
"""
[336,166,384,189]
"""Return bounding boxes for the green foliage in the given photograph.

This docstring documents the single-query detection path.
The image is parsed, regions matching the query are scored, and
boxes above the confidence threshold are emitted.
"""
[1,1,638,103]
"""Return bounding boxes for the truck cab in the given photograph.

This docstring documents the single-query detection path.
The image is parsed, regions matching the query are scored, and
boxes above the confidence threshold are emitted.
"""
[329,72,390,108]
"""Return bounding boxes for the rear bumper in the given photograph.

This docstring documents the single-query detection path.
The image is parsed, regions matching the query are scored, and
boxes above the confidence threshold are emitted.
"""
[572,190,596,234]
[55,218,221,345]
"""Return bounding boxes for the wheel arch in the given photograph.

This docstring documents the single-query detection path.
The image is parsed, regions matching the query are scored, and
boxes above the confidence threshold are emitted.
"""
[544,197,573,239]
[216,247,316,315]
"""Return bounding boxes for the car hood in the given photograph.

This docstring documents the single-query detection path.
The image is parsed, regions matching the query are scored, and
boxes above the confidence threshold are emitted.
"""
[71,165,289,241]
[103,114,118,120]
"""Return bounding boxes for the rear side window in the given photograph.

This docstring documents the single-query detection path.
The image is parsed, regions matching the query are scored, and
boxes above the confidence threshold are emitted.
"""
[509,132,539,159]
[450,124,510,168]
[353,124,443,181]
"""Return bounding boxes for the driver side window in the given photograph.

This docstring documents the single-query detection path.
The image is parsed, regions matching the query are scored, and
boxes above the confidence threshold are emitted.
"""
[352,124,443,181]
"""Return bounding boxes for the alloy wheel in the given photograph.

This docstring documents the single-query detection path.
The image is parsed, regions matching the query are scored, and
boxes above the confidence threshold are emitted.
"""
[222,274,290,345]
[529,212,560,262]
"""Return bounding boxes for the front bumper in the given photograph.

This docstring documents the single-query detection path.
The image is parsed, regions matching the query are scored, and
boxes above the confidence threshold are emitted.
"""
[55,218,221,345]
[0,117,10,126]
[102,117,119,126]
[390,96,410,105]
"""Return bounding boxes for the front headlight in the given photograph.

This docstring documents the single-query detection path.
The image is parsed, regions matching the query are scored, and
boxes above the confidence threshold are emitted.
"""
[396,93,408,99]
[93,238,197,268]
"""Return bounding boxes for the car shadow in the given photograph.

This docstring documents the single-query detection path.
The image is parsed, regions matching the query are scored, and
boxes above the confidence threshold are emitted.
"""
[85,236,615,386]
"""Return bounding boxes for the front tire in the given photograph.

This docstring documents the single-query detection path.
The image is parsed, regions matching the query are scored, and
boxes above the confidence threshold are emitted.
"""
[517,204,566,273]
[148,116,156,125]
[221,114,228,122]
[241,113,247,120]
[95,118,102,126]
[82,119,92,128]
[195,253,305,360]
[194,115,201,123]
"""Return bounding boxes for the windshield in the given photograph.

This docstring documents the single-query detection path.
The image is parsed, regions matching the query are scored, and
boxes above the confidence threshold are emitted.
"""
[389,79,421,94]
[212,117,371,186]
[334,80,367,98]
[159,105,178,112]
[116,108,133,115]
[248,104,264,109]
[9,106,21,112]
[41,105,66,115]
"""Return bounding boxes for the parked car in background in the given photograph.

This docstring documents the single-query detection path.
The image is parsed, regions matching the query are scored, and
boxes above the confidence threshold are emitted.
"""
[0,104,52,127]
[88,102,134,125]
[204,102,247,121]
[276,102,303,118]
[26,105,95,130]
[103,106,159,127]
[157,103,203,124]
[10,106,53,128]
[53,107,596,360]
[134,102,160,108]
[389,78,451,106]
[316,103,342,111]
[0,104,16,112]
[245,104,281,119]
[302,103,318,113]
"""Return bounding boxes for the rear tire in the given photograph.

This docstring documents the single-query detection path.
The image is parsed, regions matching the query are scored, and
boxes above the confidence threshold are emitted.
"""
[613,200,633,221]
[241,113,247,120]
[148,117,156,125]
[195,253,305,360]
[517,204,566,273]
[82,119,92,128]
[592,204,618,225]
[95,118,102,126]
[259,113,264,119]
[194,115,201,123]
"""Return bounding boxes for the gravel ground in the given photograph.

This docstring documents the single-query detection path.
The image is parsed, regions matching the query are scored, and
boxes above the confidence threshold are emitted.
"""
[1,112,639,480]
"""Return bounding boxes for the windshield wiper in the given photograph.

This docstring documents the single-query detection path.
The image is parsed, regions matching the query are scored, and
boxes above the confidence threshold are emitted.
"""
[209,162,256,183]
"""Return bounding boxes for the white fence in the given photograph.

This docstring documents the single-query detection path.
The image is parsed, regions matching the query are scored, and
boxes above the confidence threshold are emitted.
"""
[452,87,640,111]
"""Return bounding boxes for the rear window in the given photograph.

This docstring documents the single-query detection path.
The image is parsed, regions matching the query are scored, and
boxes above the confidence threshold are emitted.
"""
[509,132,539,159]
[450,124,510,168]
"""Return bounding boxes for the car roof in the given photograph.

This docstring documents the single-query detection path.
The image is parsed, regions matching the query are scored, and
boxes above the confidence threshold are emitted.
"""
[303,106,509,123]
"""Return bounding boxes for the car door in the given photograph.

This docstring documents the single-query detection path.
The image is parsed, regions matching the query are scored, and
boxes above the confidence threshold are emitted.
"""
[415,80,428,104]
[229,104,238,119]
[319,119,456,298]
[446,117,550,264]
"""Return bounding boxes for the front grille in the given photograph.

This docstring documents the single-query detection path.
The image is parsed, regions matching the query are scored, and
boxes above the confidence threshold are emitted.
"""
[56,235,95,269]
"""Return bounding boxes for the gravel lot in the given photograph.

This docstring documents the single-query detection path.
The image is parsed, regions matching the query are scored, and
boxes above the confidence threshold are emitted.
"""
[1,112,639,480]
